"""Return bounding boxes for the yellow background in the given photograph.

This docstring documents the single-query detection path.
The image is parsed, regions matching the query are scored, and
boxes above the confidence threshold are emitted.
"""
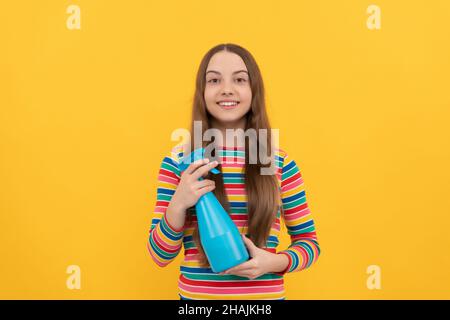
[1,0,449,299]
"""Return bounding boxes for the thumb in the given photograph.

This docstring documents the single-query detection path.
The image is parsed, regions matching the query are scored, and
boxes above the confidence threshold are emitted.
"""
[242,234,258,257]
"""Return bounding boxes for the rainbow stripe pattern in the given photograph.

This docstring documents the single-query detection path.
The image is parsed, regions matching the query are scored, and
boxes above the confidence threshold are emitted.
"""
[147,145,320,300]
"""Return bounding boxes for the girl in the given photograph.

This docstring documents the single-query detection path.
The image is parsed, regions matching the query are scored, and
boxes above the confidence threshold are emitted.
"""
[147,43,320,300]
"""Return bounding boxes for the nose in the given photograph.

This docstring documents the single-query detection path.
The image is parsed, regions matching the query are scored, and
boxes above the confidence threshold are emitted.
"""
[220,79,235,96]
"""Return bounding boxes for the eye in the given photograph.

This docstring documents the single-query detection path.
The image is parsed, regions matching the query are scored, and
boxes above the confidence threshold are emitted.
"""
[207,78,219,83]
[236,78,247,83]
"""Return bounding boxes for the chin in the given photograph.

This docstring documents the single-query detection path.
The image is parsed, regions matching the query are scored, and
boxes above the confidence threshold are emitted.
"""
[221,117,247,126]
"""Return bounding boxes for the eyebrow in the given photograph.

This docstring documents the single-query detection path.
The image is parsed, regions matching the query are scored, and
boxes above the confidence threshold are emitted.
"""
[205,70,249,76]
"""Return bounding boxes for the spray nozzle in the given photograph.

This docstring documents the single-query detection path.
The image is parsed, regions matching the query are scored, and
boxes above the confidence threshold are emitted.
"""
[178,148,220,174]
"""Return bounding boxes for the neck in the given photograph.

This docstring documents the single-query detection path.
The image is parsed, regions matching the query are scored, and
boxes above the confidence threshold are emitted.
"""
[210,117,247,147]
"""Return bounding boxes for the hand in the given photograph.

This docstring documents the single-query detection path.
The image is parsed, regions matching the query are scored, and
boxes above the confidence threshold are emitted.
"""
[169,158,219,212]
[218,235,282,280]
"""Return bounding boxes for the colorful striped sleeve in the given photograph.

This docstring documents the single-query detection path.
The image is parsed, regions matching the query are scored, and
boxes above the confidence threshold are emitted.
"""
[275,152,321,275]
[147,150,185,267]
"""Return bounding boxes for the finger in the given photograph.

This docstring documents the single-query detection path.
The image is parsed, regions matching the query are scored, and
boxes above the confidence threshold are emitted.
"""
[242,235,257,257]
[224,268,250,276]
[184,158,209,175]
[191,160,219,180]
[196,185,216,197]
[220,268,233,274]
[194,179,215,190]
[224,262,254,274]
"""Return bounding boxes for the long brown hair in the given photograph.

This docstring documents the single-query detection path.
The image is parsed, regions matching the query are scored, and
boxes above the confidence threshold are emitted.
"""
[186,43,281,267]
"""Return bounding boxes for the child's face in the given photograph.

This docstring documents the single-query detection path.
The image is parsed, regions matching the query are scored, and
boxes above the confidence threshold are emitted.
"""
[204,51,252,127]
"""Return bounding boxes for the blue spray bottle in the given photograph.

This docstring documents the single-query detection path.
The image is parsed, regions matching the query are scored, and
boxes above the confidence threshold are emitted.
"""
[178,147,250,273]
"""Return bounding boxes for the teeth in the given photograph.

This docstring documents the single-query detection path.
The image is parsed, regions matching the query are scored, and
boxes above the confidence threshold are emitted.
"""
[218,101,238,106]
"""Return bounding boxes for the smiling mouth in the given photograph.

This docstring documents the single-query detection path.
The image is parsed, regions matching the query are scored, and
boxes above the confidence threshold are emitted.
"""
[216,101,240,109]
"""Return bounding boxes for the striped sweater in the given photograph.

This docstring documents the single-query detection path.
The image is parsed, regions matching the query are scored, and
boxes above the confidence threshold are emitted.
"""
[147,144,320,300]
